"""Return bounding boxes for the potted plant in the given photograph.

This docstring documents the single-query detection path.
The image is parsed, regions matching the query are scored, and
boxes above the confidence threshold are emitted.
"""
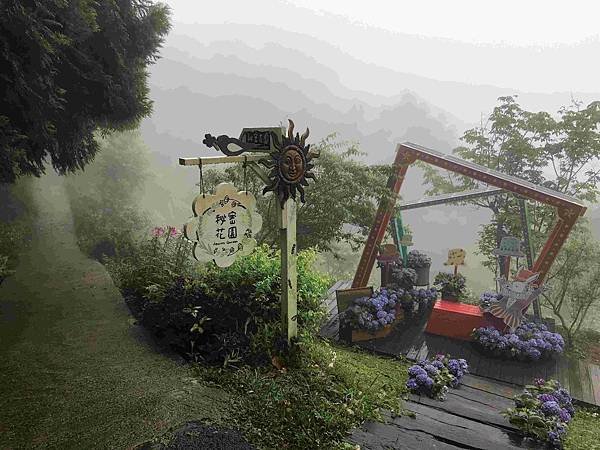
[339,288,398,342]
[407,250,432,285]
[389,264,418,291]
[410,287,438,315]
[433,272,466,301]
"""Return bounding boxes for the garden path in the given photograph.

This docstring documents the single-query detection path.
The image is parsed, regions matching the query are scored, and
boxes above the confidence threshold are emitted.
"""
[0,172,232,449]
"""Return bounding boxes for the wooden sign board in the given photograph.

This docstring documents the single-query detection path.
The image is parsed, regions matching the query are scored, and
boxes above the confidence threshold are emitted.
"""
[184,182,262,267]
[239,127,284,152]
[336,286,373,315]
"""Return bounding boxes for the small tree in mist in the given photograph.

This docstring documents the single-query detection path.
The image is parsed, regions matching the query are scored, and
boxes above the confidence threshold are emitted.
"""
[203,134,394,253]
[0,0,171,183]
[421,96,600,271]
[540,223,600,349]
[64,130,150,259]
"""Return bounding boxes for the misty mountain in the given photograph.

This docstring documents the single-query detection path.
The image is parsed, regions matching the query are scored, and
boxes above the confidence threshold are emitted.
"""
[139,22,598,266]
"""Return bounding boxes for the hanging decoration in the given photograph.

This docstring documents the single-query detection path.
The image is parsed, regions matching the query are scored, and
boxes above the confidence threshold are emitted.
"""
[260,119,317,208]
[184,182,262,268]
[493,236,526,258]
[486,268,546,330]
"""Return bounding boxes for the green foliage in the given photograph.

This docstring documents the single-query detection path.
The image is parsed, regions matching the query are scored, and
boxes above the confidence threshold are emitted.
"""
[203,134,395,253]
[0,0,171,183]
[541,223,600,348]
[64,130,150,259]
[197,338,410,450]
[106,242,331,365]
[420,96,600,271]
[433,272,467,299]
[564,408,600,450]
[0,178,35,279]
[504,379,574,449]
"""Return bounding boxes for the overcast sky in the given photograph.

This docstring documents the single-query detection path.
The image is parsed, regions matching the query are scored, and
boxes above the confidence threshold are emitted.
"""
[163,0,600,94]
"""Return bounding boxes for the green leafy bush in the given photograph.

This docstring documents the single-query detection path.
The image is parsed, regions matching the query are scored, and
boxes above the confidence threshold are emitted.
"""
[434,272,467,299]
[504,379,574,449]
[198,338,410,449]
[107,241,331,365]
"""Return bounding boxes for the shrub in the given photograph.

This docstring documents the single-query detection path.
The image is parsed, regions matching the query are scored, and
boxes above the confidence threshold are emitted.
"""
[340,288,397,331]
[472,322,564,361]
[406,250,432,268]
[406,354,468,400]
[107,242,331,365]
[504,379,574,448]
[197,338,411,449]
[433,272,466,299]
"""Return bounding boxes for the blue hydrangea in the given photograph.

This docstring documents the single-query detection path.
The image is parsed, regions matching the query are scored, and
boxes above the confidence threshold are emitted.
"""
[408,365,427,377]
[541,400,562,416]
[424,364,439,377]
[538,393,556,403]
[416,373,433,388]
[558,409,571,423]
[406,378,418,391]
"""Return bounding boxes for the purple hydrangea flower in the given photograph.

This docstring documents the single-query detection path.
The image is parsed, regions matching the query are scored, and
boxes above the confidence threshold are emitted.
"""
[558,409,571,423]
[538,393,555,403]
[406,378,418,391]
[424,364,439,376]
[408,365,427,377]
[541,400,561,416]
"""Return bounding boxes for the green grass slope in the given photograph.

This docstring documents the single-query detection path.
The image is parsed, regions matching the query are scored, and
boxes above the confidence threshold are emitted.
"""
[0,172,232,449]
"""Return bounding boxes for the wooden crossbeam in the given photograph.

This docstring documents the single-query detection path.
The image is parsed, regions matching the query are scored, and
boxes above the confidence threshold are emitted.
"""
[178,155,265,166]
[399,187,504,210]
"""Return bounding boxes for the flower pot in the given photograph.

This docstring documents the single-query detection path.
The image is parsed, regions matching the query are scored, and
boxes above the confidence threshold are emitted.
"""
[351,323,395,342]
[414,266,430,286]
[395,304,405,321]
[441,291,459,302]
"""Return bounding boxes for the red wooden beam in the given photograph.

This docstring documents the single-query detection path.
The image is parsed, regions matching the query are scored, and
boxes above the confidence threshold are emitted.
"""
[353,142,586,288]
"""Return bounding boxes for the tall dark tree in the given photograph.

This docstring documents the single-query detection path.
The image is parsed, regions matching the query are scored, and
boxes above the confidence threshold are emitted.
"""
[0,0,170,183]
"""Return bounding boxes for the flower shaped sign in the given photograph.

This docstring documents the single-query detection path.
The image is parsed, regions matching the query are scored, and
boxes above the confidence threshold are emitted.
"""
[184,182,262,267]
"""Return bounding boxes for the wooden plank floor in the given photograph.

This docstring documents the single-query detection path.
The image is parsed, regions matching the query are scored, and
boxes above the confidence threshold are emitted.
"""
[320,281,600,407]
[349,373,546,450]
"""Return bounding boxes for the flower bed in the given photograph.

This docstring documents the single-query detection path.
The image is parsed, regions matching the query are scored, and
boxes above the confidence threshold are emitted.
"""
[405,354,469,400]
[472,321,564,361]
[340,288,398,333]
[504,379,574,448]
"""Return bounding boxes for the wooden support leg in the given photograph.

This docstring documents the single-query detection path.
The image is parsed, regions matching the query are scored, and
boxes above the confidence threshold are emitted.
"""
[279,198,297,341]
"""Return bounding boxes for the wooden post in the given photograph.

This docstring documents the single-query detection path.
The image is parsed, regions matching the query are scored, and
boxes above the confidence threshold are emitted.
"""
[279,197,298,341]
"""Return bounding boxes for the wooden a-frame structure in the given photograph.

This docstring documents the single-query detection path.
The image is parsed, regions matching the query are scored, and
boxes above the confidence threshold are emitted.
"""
[353,142,587,288]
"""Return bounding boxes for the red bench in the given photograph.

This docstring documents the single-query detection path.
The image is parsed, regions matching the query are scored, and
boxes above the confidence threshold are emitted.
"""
[425,300,505,340]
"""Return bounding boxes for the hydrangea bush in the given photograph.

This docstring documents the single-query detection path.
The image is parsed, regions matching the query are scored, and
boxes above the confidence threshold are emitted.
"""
[472,321,564,361]
[340,288,397,332]
[504,379,574,448]
[479,291,501,310]
[407,250,432,268]
[405,354,469,400]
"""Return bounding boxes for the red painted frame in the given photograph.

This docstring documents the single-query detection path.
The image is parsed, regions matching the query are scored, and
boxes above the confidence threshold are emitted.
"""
[353,142,587,288]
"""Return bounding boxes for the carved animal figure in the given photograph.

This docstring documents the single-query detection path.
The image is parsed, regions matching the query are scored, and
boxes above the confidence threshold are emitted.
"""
[486,270,545,330]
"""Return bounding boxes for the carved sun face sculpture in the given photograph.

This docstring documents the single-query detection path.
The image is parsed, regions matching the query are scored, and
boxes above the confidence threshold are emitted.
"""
[261,119,317,207]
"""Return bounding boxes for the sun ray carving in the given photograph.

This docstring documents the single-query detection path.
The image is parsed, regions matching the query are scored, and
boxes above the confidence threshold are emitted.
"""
[261,119,317,207]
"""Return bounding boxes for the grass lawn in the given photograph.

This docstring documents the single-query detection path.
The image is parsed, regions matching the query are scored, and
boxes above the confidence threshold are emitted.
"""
[0,174,234,449]
[565,408,600,450]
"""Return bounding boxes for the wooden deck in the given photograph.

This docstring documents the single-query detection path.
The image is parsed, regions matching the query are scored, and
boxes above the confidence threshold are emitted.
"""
[349,373,546,449]
[320,280,600,407]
